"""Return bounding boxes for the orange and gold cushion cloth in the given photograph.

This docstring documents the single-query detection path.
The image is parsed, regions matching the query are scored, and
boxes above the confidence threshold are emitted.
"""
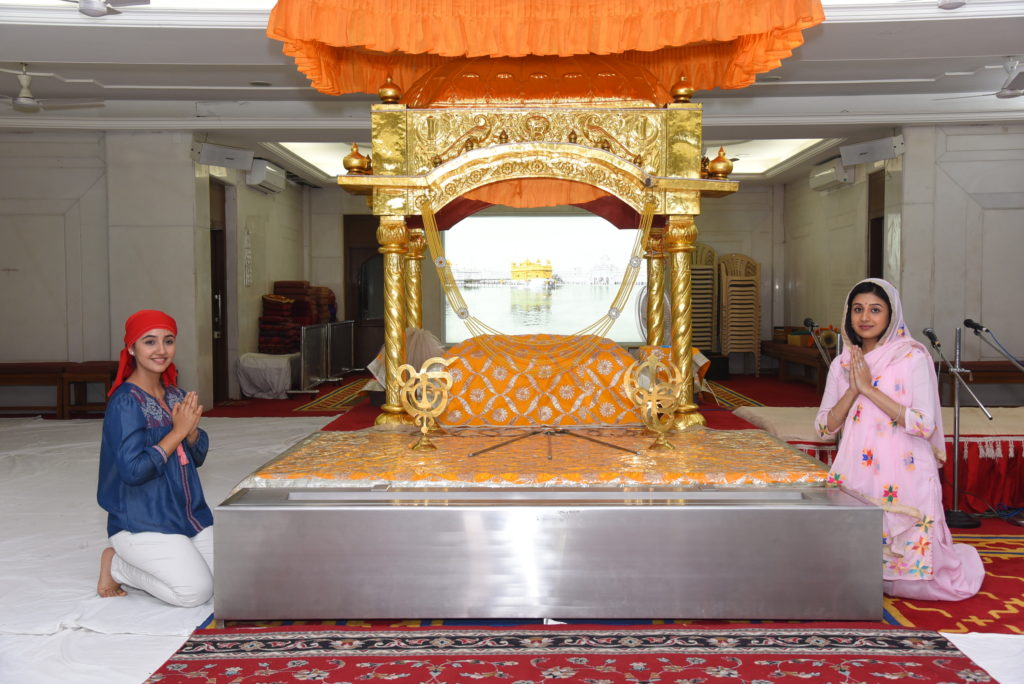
[236,426,828,490]
[440,334,640,427]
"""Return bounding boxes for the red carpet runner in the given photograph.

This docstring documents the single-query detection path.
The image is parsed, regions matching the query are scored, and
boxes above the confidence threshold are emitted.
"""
[147,623,988,683]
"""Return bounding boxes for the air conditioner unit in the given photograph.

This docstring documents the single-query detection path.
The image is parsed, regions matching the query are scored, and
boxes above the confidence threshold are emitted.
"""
[839,135,904,167]
[191,142,254,170]
[808,159,853,191]
[246,159,287,194]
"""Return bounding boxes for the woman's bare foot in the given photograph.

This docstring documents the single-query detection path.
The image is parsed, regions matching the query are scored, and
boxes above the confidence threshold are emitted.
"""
[97,547,126,598]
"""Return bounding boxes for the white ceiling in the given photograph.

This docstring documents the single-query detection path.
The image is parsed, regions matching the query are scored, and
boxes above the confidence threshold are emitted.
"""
[1,0,1023,186]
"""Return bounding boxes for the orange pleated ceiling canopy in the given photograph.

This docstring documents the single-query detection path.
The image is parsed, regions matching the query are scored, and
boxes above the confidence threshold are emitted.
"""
[267,0,825,100]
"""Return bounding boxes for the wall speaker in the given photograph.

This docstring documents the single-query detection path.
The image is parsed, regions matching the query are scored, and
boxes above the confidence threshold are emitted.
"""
[191,142,255,170]
[839,135,904,167]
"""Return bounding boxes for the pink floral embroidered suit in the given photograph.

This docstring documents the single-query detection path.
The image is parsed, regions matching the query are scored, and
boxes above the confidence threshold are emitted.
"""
[815,279,983,601]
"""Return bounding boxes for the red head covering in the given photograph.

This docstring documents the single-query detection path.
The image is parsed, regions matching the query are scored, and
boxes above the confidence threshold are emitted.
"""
[108,309,179,396]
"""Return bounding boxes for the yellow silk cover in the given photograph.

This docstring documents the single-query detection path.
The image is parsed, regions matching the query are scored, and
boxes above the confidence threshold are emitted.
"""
[237,426,827,490]
[440,335,640,427]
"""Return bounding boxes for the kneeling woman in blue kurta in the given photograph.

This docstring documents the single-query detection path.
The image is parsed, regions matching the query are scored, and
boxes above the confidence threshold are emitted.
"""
[96,309,214,607]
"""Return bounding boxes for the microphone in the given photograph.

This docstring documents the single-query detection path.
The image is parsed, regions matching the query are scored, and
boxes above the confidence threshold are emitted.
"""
[923,328,940,348]
[964,318,989,334]
[803,318,817,329]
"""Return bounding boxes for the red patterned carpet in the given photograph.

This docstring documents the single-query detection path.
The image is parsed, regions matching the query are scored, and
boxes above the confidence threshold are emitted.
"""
[147,623,988,683]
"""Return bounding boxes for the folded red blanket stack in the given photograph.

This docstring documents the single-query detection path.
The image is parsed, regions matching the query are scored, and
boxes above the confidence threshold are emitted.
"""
[258,294,300,354]
[273,280,317,327]
[257,282,339,353]
[309,286,337,323]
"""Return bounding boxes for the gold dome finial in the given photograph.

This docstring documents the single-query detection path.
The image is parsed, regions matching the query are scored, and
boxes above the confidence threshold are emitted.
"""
[342,142,371,175]
[670,75,694,103]
[707,147,733,179]
[378,75,402,104]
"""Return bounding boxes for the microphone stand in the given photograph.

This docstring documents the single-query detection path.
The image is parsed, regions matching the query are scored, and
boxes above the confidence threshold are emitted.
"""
[969,327,1024,375]
[807,323,833,368]
[930,328,992,529]
[968,325,1024,526]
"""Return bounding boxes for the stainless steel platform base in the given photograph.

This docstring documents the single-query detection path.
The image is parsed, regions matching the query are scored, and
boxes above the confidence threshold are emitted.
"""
[215,486,882,621]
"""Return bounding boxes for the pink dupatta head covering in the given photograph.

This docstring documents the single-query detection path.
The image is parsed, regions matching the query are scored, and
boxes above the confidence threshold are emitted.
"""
[838,278,946,463]
[108,309,179,396]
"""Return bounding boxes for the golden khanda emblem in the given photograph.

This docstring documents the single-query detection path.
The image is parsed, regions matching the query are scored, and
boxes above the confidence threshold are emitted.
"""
[623,355,684,451]
[398,357,455,451]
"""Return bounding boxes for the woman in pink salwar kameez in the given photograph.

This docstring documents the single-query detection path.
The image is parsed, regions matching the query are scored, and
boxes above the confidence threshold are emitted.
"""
[815,278,983,601]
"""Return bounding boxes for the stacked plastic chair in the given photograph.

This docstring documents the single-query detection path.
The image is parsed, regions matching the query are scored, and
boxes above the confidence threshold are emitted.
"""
[718,253,761,375]
[691,242,718,353]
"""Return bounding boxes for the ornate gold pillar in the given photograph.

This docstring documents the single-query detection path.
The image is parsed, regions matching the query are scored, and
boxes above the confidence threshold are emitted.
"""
[644,226,666,347]
[376,215,411,425]
[663,214,705,429]
[404,227,425,329]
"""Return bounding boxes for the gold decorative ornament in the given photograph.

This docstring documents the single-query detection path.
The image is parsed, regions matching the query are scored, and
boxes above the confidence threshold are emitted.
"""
[407,109,665,175]
[376,216,411,426]
[700,155,710,179]
[708,147,733,179]
[669,75,695,103]
[404,228,426,328]
[342,143,370,175]
[664,215,704,430]
[624,354,684,450]
[644,226,666,347]
[378,75,403,104]
[398,357,455,450]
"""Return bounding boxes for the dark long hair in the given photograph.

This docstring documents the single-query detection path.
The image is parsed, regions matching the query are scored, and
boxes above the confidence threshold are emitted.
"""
[844,281,892,348]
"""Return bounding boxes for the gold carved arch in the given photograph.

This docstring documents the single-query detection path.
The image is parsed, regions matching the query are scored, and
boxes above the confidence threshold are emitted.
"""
[420,143,653,215]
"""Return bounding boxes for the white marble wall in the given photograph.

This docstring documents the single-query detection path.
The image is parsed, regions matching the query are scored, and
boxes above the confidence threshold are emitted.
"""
[308,187,357,318]
[783,164,869,335]
[900,124,1024,365]
[0,132,109,364]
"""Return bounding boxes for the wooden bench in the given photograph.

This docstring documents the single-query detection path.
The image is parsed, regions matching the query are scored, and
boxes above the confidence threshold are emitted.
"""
[760,340,833,395]
[0,362,69,418]
[0,361,118,419]
[62,361,119,417]
[939,360,1024,405]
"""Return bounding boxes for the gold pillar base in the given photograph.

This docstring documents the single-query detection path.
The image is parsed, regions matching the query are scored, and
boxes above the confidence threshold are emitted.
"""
[673,403,706,430]
[375,405,414,426]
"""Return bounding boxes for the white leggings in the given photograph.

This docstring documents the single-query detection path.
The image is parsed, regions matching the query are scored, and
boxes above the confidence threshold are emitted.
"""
[109,526,214,608]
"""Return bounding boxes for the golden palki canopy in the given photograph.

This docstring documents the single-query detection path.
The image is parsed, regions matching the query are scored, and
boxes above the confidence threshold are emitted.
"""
[267,0,825,99]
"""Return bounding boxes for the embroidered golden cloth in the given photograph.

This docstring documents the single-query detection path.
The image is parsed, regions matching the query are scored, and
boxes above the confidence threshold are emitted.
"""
[440,334,640,427]
[235,426,828,490]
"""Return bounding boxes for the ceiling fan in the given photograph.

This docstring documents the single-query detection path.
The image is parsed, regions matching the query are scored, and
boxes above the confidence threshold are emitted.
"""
[936,57,1024,100]
[60,0,151,17]
[1,64,105,114]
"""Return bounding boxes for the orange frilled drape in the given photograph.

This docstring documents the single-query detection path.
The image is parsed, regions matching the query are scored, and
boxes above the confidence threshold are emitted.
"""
[267,0,826,97]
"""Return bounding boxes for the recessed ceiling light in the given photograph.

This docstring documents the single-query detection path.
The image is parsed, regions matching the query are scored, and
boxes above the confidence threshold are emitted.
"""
[249,80,272,87]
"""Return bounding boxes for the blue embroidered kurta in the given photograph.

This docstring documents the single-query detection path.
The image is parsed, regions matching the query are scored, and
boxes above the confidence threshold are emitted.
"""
[97,383,213,538]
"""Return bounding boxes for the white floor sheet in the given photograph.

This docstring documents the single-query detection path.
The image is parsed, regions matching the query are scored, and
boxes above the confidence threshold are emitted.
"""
[0,415,333,684]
